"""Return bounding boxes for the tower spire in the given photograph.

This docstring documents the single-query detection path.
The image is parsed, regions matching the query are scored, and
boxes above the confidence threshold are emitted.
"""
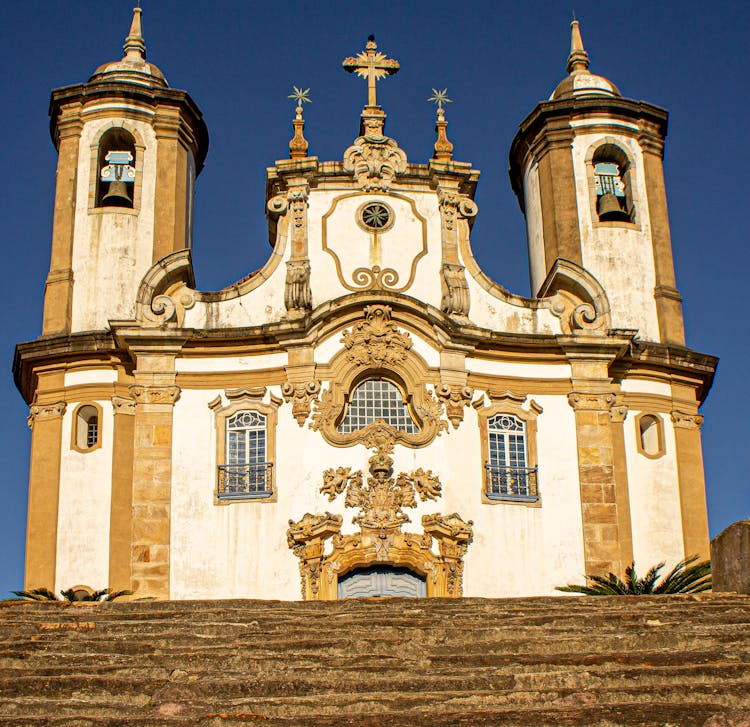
[123,6,147,62]
[566,19,590,74]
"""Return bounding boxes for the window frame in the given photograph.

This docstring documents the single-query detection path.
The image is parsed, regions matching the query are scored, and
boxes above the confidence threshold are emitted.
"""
[477,395,541,506]
[211,390,279,504]
[337,377,419,435]
[70,402,103,454]
[635,412,666,459]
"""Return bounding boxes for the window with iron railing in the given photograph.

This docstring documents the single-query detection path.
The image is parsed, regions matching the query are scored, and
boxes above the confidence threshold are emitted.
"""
[219,410,273,499]
[485,413,538,501]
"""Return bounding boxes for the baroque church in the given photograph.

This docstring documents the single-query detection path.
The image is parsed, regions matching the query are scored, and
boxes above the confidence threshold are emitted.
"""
[14,9,716,601]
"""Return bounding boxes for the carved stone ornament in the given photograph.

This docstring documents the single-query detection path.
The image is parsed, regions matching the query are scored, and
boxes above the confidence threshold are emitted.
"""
[343,116,408,192]
[609,402,629,423]
[284,259,312,316]
[671,410,704,430]
[441,263,470,318]
[282,381,321,426]
[267,194,288,216]
[111,396,137,416]
[129,385,181,405]
[436,384,474,429]
[342,305,412,367]
[550,291,606,336]
[287,450,473,600]
[27,401,66,428]
[567,391,617,412]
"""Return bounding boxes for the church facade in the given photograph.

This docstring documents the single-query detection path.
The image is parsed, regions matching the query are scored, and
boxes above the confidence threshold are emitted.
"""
[14,10,716,600]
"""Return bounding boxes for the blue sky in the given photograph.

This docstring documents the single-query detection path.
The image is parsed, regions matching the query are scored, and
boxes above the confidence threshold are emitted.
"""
[1,1,747,596]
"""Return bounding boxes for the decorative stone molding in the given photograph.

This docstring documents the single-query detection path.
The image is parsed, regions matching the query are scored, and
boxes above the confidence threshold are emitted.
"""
[129,385,181,405]
[609,402,629,423]
[134,250,196,328]
[111,396,136,416]
[282,381,321,426]
[487,390,527,404]
[284,260,312,316]
[436,384,473,429]
[267,194,288,216]
[27,401,66,428]
[567,392,616,411]
[342,305,412,367]
[287,451,473,600]
[671,410,704,430]
[441,263,470,318]
[342,119,407,192]
[226,386,267,401]
[288,187,309,236]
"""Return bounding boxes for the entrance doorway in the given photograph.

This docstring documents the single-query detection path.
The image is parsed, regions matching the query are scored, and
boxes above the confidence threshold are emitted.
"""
[337,565,427,599]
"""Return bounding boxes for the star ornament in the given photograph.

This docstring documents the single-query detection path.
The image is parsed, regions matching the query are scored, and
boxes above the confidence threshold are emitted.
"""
[288,86,312,105]
[428,88,452,109]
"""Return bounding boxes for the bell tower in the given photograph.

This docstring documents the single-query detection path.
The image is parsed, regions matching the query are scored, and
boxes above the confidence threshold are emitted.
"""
[509,21,684,345]
[42,7,208,335]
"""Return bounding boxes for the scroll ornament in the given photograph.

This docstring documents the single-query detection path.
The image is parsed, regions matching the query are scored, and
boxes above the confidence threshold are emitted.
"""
[436,384,474,428]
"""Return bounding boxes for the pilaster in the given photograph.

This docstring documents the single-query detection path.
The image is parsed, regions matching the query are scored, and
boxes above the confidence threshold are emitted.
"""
[24,370,67,589]
[42,108,83,336]
[108,395,136,593]
[670,405,710,560]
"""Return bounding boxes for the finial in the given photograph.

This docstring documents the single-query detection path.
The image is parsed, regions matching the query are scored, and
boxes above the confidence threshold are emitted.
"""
[429,88,453,161]
[566,19,590,74]
[288,86,311,159]
[123,6,147,62]
[343,38,400,109]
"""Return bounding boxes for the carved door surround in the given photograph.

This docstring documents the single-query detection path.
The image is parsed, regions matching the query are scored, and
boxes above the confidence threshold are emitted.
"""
[310,305,448,448]
[287,433,473,600]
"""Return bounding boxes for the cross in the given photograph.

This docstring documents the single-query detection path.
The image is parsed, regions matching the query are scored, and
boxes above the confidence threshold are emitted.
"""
[343,36,400,108]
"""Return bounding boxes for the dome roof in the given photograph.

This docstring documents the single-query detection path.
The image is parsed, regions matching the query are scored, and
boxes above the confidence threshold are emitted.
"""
[88,8,168,88]
[550,21,619,101]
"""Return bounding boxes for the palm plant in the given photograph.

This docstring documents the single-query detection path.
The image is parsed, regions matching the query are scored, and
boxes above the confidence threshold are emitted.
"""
[11,587,132,602]
[556,555,711,595]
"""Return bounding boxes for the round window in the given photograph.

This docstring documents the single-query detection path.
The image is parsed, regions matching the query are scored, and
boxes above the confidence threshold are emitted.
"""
[359,202,392,231]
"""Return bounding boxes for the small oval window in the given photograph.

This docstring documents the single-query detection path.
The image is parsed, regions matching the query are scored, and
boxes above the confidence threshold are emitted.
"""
[76,405,99,450]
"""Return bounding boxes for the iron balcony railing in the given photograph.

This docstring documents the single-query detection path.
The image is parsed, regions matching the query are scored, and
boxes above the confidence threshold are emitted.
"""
[484,464,539,501]
[218,462,273,500]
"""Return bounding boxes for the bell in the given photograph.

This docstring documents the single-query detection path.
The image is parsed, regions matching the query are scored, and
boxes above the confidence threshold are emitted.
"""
[597,192,629,222]
[102,180,132,207]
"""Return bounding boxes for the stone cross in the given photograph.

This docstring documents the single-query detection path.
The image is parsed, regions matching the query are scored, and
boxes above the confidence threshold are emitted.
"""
[343,36,400,108]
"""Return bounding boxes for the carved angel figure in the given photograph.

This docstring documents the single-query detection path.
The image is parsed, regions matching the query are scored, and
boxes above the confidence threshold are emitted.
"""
[321,467,361,501]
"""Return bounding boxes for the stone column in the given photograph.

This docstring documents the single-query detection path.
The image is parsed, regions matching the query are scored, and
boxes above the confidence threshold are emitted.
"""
[568,390,626,577]
[609,401,634,570]
[108,396,136,593]
[25,378,67,589]
[671,409,710,560]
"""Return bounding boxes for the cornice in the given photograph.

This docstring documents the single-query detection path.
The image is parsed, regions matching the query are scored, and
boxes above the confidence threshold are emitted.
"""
[508,96,669,211]
[48,81,208,172]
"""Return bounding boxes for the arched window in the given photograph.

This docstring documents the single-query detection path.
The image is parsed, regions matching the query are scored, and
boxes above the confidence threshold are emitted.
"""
[485,413,537,500]
[96,128,136,208]
[219,410,272,499]
[592,144,634,223]
[338,378,418,434]
[73,404,101,452]
[636,413,665,458]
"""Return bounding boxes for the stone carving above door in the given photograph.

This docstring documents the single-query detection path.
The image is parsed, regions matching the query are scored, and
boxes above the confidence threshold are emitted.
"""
[287,443,473,600]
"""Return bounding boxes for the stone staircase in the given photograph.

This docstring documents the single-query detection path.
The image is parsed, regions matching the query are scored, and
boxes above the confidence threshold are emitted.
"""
[0,595,748,725]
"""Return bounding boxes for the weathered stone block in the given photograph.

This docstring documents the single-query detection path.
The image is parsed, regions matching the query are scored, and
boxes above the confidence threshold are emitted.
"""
[711,520,750,594]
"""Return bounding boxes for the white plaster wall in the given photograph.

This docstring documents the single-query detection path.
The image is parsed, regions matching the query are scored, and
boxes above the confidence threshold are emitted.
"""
[571,131,660,341]
[466,358,572,380]
[55,401,113,591]
[175,353,287,373]
[64,369,118,387]
[624,411,685,569]
[307,190,443,311]
[169,384,586,599]
[523,161,547,295]
[71,116,158,332]
[620,379,671,397]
